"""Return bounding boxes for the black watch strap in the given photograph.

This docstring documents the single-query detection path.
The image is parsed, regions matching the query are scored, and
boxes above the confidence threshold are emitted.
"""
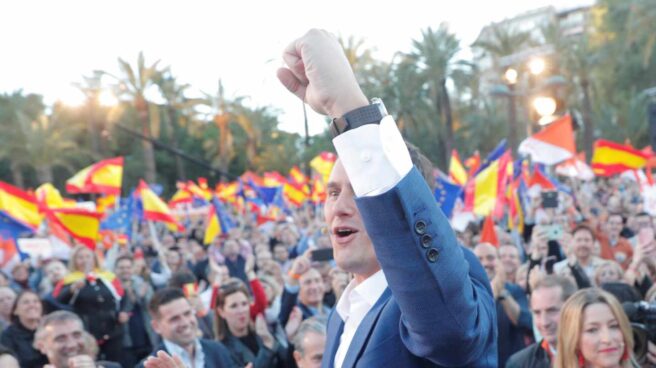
[329,98,387,138]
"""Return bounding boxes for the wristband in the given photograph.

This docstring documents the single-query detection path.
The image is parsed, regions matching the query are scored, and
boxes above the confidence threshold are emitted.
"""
[288,271,302,280]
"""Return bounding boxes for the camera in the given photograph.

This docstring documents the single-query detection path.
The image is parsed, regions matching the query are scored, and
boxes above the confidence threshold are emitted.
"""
[623,301,656,361]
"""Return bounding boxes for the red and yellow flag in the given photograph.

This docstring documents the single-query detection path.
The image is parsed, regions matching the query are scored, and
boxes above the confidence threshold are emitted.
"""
[0,181,41,230]
[36,183,76,212]
[449,149,468,186]
[138,180,184,232]
[284,182,309,207]
[47,208,102,249]
[310,152,337,183]
[591,140,650,176]
[66,157,124,195]
[289,166,309,186]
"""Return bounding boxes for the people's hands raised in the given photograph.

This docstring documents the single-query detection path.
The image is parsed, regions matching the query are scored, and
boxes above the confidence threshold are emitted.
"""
[144,351,186,368]
[277,29,368,118]
[255,314,275,350]
[285,306,303,340]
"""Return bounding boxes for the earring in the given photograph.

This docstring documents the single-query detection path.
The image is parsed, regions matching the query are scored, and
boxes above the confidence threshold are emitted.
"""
[578,351,585,367]
[621,345,629,361]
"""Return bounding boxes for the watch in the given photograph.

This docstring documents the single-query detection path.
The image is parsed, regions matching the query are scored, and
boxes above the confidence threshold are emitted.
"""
[329,98,388,138]
[497,289,511,301]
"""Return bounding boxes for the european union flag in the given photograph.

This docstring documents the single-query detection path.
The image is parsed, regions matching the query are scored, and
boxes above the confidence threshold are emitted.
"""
[248,180,279,205]
[0,211,33,240]
[211,197,235,233]
[434,178,463,218]
[100,196,134,239]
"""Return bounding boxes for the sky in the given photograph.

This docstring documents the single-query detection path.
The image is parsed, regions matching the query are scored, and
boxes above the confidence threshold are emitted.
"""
[0,0,593,136]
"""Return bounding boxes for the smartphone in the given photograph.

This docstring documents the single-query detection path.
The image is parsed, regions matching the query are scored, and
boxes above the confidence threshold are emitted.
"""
[545,240,562,274]
[311,248,334,262]
[545,224,563,241]
[541,191,559,209]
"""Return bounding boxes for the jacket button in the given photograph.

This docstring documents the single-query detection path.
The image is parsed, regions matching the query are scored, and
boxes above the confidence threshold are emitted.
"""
[421,234,432,248]
[414,220,427,234]
[426,248,439,263]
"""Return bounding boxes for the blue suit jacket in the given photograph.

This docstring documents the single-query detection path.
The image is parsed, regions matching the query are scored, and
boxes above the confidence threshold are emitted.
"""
[322,168,498,367]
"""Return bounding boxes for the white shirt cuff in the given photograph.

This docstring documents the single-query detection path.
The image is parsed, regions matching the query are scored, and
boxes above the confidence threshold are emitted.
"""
[332,115,412,197]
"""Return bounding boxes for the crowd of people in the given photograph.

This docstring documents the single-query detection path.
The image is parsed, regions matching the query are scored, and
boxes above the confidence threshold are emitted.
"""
[0,29,655,368]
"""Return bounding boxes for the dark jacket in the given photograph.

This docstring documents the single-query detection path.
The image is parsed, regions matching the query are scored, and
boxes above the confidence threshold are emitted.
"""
[505,341,551,368]
[139,339,234,368]
[0,322,48,368]
[221,330,287,368]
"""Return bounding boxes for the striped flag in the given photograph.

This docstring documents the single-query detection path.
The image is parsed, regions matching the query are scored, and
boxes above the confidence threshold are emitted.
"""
[0,181,41,230]
[138,180,184,232]
[592,140,650,176]
[66,157,124,195]
[448,149,468,186]
[518,115,575,165]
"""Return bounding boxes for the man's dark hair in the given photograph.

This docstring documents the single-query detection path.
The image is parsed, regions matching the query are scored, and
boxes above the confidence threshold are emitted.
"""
[149,288,186,318]
[168,270,197,289]
[406,141,436,192]
[636,211,651,218]
[572,224,595,239]
[532,275,577,302]
[114,254,134,268]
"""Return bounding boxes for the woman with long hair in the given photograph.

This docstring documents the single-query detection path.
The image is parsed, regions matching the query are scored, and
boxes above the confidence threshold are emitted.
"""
[213,277,287,368]
[556,288,639,368]
[0,290,47,368]
[53,245,127,363]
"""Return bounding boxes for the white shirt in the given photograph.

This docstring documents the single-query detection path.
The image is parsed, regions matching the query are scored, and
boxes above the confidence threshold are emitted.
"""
[333,270,389,368]
[163,338,205,368]
[333,115,413,197]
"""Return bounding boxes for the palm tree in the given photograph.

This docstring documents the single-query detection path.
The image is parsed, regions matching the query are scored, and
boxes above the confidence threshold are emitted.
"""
[101,52,165,183]
[473,23,534,153]
[0,92,85,185]
[155,71,205,180]
[202,80,259,179]
[410,24,461,164]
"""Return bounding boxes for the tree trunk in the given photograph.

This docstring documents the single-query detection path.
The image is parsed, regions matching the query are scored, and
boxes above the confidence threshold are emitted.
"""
[10,163,24,188]
[507,84,518,155]
[136,97,157,183]
[36,165,53,184]
[167,105,186,181]
[440,80,454,167]
[581,79,594,160]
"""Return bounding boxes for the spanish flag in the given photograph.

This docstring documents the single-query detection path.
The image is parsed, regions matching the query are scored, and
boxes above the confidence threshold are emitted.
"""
[138,180,184,232]
[0,181,41,230]
[311,177,326,204]
[36,183,76,211]
[591,140,650,176]
[169,182,193,207]
[463,141,508,217]
[203,197,232,245]
[284,182,309,207]
[448,149,468,186]
[310,152,337,183]
[66,157,124,195]
[289,166,309,186]
[47,208,102,249]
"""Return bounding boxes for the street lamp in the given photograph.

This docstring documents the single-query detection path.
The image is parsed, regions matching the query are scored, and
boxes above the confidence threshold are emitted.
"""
[504,68,518,85]
[98,90,118,107]
[528,58,546,76]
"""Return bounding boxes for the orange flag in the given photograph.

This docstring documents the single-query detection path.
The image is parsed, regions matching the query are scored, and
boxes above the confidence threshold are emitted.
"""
[480,215,499,247]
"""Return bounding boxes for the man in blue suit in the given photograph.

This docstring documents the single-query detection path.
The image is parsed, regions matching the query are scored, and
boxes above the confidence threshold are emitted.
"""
[277,29,498,367]
[140,288,234,368]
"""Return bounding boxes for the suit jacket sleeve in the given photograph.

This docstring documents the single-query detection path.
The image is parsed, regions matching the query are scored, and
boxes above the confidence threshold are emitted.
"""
[355,167,497,366]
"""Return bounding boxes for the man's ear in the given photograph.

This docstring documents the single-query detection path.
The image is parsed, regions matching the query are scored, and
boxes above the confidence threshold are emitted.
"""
[151,317,161,335]
[293,350,302,364]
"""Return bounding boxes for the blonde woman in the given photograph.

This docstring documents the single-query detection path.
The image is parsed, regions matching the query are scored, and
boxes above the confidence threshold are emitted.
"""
[53,246,127,363]
[556,288,638,368]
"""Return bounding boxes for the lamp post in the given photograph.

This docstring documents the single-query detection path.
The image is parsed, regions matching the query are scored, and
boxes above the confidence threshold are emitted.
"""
[504,68,519,155]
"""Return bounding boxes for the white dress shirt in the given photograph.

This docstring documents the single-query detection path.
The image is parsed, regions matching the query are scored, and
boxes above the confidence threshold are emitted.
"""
[163,338,205,368]
[333,115,413,197]
[333,270,389,368]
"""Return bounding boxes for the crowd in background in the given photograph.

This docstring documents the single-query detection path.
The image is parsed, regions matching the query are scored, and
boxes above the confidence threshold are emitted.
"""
[0,171,655,367]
